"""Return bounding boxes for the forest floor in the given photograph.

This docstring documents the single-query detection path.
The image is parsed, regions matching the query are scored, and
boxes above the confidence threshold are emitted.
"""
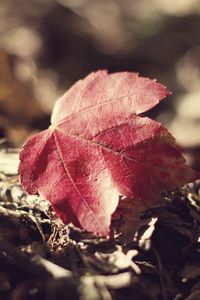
[0,147,200,300]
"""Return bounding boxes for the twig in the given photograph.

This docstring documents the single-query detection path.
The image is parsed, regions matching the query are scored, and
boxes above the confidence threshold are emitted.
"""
[152,245,168,300]
[0,238,77,300]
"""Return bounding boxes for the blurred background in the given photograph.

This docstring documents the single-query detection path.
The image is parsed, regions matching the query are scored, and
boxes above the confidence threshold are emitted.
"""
[0,0,199,169]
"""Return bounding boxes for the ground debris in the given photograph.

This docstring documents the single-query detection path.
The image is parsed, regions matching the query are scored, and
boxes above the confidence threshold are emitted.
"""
[0,151,200,300]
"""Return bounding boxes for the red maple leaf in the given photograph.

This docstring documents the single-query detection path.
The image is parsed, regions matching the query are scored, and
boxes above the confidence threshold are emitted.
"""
[18,71,199,236]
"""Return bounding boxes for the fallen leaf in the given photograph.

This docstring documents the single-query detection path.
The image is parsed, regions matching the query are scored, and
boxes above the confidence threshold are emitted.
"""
[18,71,200,236]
